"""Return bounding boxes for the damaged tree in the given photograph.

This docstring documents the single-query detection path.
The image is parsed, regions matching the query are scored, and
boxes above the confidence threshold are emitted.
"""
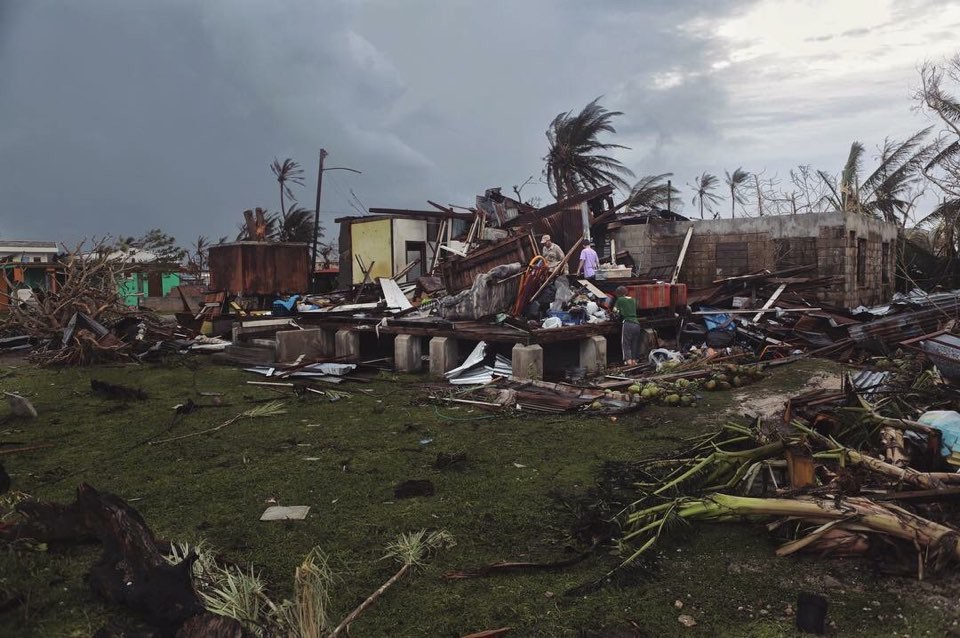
[0,240,170,365]
[2,484,247,636]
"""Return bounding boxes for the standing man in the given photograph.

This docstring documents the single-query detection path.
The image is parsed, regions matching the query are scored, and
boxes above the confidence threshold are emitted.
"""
[575,239,600,278]
[614,285,643,365]
[540,234,565,272]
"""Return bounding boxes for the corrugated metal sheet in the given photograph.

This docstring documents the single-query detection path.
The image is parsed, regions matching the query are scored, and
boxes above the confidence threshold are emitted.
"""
[851,370,894,397]
[209,242,308,295]
[921,333,960,381]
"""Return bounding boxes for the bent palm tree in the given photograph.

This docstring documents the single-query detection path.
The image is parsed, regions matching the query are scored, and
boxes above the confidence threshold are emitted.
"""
[626,173,680,211]
[917,57,960,286]
[690,172,722,219]
[270,158,305,216]
[276,206,318,243]
[543,97,634,201]
[916,199,960,284]
[818,131,933,223]
[724,168,750,218]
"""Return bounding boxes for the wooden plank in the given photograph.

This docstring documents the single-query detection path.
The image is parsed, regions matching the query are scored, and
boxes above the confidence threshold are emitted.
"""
[671,226,693,284]
[692,307,820,315]
[578,279,607,298]
[752,283,787,323]
[379,278,413,310]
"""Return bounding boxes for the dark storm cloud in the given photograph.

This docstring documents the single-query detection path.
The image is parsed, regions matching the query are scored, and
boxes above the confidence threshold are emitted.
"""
[0,0,957,243]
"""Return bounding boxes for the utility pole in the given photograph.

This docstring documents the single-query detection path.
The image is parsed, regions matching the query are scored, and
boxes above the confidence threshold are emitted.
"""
[309,149,361,292]
[311,148,328,290]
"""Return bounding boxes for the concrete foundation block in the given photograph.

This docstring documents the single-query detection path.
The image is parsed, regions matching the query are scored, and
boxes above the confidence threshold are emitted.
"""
[511,344,543,380]
[429,336,459,378]
[579,336,607,373]
[335,329,360,362]
[394,334,424,373]
[276,328,335,363]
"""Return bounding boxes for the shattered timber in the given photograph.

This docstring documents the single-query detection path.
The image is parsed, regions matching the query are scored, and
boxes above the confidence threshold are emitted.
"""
[2,187,960,636]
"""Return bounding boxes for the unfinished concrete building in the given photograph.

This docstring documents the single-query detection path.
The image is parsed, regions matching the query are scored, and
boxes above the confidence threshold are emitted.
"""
[609,212,899,308]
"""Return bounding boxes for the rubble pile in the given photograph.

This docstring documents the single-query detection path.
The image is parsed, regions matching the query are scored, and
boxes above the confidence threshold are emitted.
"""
[0,243,190,365]
[616,357,960,577]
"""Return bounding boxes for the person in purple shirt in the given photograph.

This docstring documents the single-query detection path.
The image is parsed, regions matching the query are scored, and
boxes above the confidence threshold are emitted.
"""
[575,239,600,278]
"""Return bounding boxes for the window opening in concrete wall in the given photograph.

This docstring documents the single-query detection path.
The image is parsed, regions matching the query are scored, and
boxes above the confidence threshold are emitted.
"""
[857,238,867,286]
[774,237,817,270]
[715,242,749,277]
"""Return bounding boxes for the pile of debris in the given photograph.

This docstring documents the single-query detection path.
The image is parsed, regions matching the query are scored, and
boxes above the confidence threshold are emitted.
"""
[681,266,960,370]
[614,354,960,579]
[0,242,188,365]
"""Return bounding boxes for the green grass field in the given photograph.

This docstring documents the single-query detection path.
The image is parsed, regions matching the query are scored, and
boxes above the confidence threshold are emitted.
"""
[0,357,956,637]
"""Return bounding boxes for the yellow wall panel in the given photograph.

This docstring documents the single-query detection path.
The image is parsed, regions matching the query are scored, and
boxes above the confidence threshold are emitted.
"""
[350,218,393,284]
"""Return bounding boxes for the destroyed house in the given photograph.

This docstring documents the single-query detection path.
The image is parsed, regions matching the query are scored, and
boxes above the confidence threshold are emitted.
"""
[336,208,471,286]
[608,211,899,308]
[0,240,61,310]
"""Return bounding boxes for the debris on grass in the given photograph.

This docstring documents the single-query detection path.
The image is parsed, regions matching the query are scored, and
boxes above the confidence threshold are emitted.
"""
[260,505,310,521]
[612,351,960,580]
[90,378,148,401]
[4,392,37,419]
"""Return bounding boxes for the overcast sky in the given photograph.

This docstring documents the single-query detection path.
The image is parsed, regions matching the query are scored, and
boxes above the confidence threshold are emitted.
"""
[2,0,959,246]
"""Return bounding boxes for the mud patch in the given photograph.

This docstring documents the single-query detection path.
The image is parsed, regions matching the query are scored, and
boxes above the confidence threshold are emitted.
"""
[728,369,843,422]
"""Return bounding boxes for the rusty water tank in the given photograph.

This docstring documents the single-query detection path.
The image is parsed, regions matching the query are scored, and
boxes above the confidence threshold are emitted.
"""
[208,242,308,295]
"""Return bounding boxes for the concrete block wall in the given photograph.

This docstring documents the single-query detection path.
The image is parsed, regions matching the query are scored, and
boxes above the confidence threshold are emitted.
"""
[612,212,900,308]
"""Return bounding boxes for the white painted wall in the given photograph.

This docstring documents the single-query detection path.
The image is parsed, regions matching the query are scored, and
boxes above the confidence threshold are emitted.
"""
[391,218,434,277]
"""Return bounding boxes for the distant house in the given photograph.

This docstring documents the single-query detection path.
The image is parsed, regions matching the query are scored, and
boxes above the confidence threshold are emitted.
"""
[0,240,61,310]
[108,249,183,307]
[0,240,59,264]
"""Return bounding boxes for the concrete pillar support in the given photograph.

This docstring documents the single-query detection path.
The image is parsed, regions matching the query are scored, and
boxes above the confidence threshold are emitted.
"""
[579,335,607,374]
[511,344,543,380]
[429,336,459,378]
[394,334,424,373]
[335,329,360,362]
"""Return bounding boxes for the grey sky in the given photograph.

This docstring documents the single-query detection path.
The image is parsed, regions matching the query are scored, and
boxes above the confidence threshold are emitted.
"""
[1,0,958,245]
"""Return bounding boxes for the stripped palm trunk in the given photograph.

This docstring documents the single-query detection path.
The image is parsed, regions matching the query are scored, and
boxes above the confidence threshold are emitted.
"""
[621,493,960,569]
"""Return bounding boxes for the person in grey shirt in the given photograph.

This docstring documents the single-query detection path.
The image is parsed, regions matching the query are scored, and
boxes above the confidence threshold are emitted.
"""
[540,234,566,272]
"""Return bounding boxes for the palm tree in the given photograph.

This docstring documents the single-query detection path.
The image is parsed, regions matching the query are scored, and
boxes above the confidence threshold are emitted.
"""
[190,235,209,274]
[270,158,305,216]
[915,199,960,284]
[690,172,722,219]
[543,97,634,201]
[817,130,933,223]
[916,56,960,286]
[626,173,680,210]
[276,206,319,243]
[724,168,750,219]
